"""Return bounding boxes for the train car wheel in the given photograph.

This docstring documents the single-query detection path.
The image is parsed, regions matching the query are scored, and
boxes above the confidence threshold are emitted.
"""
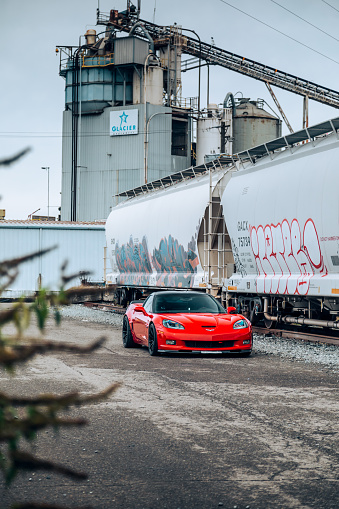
[264,317,276,329]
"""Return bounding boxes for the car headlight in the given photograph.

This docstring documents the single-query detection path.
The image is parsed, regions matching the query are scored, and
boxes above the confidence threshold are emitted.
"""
[162,319,185,330]
[233,319,248,329]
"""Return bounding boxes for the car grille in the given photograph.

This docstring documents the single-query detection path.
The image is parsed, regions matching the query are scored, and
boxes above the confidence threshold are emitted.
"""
[184,340,235,349]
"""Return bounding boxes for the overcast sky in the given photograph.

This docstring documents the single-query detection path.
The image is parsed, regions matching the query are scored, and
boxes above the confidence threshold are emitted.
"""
[1,0,338,219]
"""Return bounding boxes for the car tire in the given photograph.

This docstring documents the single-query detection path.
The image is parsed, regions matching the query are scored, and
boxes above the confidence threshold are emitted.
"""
[122,316,135,348]
[148,323,159,356]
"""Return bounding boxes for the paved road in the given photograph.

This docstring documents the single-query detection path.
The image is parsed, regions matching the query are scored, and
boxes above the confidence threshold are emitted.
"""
[1,316,338,509]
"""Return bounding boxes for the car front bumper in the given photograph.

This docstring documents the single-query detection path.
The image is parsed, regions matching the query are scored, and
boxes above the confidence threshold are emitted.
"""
[156,328,252,352]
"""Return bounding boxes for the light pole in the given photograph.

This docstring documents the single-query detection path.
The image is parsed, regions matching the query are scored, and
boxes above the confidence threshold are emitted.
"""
[41,167,50,219]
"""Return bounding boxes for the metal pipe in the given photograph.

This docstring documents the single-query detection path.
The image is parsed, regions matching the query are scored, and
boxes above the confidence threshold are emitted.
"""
[223,92,236,117]
[208,166,212,292]
[263,297,339,329]
[145,111,172,183]
[180,28,201,113]
[303,95,309,128]
[129,22,154,53]
[144,52,153,183]
[263,298,278,322]
[207,64,209,106]
[41,167,50,219]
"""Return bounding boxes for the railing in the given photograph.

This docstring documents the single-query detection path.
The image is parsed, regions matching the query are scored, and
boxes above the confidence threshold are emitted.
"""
[170,96,198,110]
[81,53,115,68]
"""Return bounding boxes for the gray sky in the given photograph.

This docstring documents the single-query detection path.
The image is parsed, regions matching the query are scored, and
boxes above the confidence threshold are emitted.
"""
[1,0,338,219]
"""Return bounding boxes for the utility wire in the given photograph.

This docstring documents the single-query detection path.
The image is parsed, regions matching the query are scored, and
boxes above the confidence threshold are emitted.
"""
[321,0,339,14]
[270,0,339,43]
[219,0,339,65]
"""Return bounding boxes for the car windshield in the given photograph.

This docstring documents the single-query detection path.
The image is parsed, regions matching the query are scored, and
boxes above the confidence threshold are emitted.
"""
[153,293,226,314]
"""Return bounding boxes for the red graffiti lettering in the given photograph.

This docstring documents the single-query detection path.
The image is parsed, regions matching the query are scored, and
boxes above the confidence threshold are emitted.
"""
[249,218,327,295]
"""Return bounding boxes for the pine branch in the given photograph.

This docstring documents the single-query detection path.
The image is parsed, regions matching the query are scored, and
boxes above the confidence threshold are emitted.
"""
[0,337,107,367]
[0,248,57,275]
[0,148,31,167]
[10,451,88,480]
[0,382,120,407]
[0,415,87,441]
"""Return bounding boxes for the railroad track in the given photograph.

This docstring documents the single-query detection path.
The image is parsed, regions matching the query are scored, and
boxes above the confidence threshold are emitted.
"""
[253,326,339,346]
[83,302,339,346]
[83,302,126,314]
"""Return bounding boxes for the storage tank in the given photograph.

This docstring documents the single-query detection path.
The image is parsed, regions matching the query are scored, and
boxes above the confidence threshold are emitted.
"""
[65,67,114,113]
[147,66,164,106]
[232,98,281,154]
[196,104,222,165]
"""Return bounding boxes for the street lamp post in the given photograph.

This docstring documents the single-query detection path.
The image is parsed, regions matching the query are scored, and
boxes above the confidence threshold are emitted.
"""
[41,167,50,219]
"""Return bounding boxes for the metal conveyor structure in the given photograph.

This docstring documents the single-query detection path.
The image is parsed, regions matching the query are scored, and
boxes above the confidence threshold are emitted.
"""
[97,8,339,109]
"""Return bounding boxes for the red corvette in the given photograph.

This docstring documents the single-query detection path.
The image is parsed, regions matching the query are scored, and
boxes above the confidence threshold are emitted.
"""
[122,291,252,356]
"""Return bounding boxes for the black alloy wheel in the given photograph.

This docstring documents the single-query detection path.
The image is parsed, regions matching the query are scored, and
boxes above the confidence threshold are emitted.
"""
[122,316,135,348]
[148,323,159,356]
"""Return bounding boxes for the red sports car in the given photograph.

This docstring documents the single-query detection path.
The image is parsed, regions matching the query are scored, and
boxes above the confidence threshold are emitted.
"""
[122,291,252,356]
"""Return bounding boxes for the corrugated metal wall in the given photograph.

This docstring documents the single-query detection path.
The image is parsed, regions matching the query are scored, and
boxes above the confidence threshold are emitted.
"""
[114,37,149,65]
[61,104,191,222]
[0,223,108,298]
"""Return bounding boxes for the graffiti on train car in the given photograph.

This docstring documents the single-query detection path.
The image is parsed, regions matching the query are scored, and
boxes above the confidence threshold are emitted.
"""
[115,236,153,285]
[152,235,199,288]
[249,218,328,295]
[115,235,199,287]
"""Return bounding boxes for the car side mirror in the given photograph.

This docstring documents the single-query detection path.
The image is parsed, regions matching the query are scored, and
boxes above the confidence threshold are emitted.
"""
[134,305,147,315]
[227,306,237,314]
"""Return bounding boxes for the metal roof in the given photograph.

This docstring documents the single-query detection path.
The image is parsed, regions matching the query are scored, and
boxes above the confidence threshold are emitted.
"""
[117,155,237,198]
[116,116,339,200]
[0,220,105,228]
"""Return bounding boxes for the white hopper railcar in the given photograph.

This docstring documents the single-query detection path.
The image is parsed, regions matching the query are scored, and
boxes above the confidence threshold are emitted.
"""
[106,117,339,330]
[105,165,233,303]
[222,117,339,329]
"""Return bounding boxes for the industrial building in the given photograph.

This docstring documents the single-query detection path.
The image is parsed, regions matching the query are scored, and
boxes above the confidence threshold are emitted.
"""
[0,221,106,298]
[57,5,283,222]
[4,1,339,299]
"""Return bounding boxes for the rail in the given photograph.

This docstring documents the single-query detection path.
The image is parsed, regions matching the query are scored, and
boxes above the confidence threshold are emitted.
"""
[81,53,115,67]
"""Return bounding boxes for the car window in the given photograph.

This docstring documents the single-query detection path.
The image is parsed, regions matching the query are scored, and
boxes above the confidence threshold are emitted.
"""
[143,295,153,313]
[153,293,226,314]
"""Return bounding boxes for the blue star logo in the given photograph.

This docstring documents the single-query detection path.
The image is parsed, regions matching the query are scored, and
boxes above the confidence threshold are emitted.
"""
[119,111,128,128]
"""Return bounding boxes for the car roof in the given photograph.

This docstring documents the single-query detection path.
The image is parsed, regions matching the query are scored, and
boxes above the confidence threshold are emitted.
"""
[150,290,209,297]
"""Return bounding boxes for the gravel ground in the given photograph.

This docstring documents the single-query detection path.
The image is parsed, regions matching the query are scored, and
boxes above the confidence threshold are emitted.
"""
[61,304,124,327]
[61,304,339,372]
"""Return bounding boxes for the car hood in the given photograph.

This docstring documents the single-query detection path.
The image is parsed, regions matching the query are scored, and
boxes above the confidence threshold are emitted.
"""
[158,313,245,328]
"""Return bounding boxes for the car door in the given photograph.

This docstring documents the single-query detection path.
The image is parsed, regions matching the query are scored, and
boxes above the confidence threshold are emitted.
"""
[133,296,153,344]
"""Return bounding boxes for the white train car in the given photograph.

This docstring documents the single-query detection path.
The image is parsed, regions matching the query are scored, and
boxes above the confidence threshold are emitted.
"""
[222,117,339,329]
[105,164,233,303]
[106,117,339,330]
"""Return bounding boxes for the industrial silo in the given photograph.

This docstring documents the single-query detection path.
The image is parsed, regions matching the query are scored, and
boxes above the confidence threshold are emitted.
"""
[196,104,222,165]
[232,98,281,154]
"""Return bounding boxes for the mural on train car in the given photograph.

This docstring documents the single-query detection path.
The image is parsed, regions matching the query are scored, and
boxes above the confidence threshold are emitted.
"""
[115,235,200,287]
[152,235,199,288]
[115,236,152,285]
[249,218,328,295]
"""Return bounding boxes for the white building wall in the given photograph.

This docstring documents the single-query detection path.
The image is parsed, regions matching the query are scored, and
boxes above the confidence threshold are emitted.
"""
[0,222,108,298]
